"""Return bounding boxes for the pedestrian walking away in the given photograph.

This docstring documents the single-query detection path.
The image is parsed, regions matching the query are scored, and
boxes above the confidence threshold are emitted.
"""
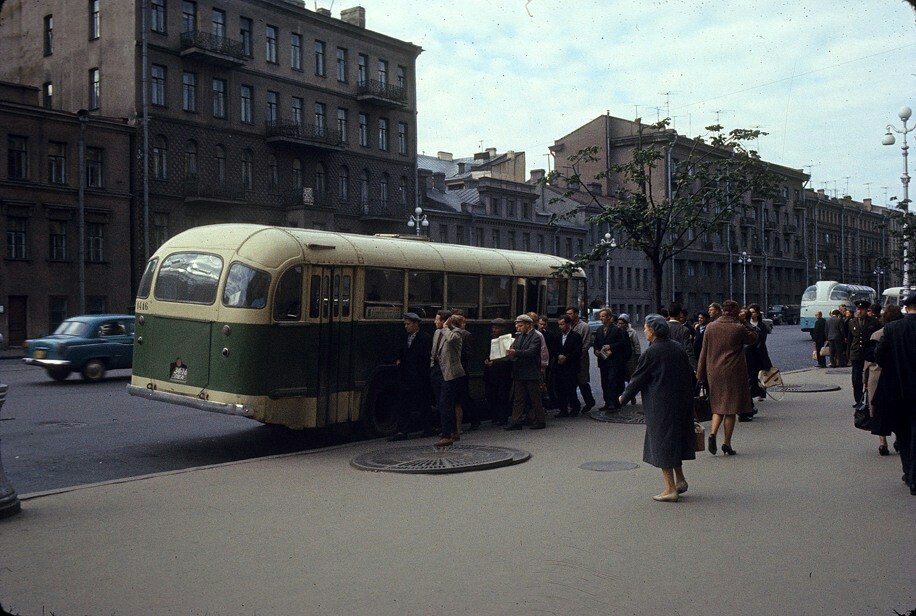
[847,300,881,410]
[811,311,828,368]
[619,314,696,502]
[696,300,758,456]
[666,304,697,371]
[863,305,903,457]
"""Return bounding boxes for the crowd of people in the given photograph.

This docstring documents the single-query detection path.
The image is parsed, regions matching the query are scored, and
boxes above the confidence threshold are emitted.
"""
[388,293,916,499]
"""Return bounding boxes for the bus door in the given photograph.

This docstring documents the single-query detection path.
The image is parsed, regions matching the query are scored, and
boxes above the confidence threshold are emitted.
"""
[310,265,354,426]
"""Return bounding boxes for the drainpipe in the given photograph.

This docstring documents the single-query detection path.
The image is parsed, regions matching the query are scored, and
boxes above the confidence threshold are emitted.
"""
[78,109,88,314]
[141,0,150,260]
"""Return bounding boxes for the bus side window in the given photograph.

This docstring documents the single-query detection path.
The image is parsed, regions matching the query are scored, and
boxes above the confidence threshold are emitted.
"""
[342,275,351,317]
[323,275,330,318]
[447,274,479,319]
[482,276,511,320]
[407,271,443,319]
[363,268,405,319]
[333,274,340,317]
[274,266,303,321]
[546,279,568,317]
[309,274,321,319]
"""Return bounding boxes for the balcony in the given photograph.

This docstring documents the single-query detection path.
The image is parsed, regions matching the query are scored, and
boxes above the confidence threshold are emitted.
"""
[182,179,247,203]
[266,121,347,151]
[740,215,756,227]
[281,188,337,210]
[772,196,787,207]
[179,31,247,67]
[356,79,407,108]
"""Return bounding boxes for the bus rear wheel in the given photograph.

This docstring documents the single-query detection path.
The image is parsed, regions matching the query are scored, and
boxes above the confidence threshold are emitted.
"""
[362,376,400,437]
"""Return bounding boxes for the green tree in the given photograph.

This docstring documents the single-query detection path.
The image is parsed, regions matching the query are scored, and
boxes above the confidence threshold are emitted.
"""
[546,119,779,309]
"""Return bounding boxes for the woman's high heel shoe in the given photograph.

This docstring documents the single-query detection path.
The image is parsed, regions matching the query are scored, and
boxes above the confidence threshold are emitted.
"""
[721,443,736,456]
[878,444,889,456]
[708,434,717,455]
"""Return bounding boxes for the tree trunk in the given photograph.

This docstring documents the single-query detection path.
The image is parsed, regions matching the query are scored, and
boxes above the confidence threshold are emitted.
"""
[651,258,666,311]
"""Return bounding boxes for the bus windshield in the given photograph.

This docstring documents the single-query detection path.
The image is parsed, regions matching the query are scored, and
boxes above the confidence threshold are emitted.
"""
[154,253,223,304]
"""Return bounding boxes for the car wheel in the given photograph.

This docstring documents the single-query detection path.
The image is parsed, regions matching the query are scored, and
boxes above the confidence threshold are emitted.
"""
[82,359,107,382]
[47,366,71,382]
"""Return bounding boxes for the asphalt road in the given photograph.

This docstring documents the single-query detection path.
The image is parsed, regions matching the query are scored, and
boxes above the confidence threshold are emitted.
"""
[0,324,818,495]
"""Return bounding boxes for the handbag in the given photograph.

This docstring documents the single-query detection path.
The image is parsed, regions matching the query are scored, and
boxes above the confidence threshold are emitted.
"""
[694,422,706,452]
[854,392,872,431]
[811,350,818,361]
[693,384,712,422]
[758,366,783,389]
[819,343,831,358]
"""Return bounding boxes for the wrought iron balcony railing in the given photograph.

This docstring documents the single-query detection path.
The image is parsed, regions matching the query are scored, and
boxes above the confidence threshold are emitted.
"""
[180,30,247,63]
[266,120,346,149]
[356,79,407,106]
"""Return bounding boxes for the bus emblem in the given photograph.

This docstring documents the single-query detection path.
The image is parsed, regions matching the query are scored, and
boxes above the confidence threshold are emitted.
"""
[169,357,188,383]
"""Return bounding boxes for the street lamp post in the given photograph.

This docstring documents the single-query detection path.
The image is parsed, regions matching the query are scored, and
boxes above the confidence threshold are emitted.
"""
[602,232,617,308]
[882,105,912,288]
[737,251,752,306]
[873,267,884,296]
[406,206,428,237]
[815,259,826,281]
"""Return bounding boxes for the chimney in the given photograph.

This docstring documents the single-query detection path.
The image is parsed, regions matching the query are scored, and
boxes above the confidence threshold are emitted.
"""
[474,151,489,160]
[457,162,466,174]
[529,169,546,183]
[433,172,446,192]
[437,151,453,161]
[863,198,873,210]
[486,147,497,158]
[587,182,603,196]
[316,7,331,16]
[340,6,365,28]
[817,189,825,195]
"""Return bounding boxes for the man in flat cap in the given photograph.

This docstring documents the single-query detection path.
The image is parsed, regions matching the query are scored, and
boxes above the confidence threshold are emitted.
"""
[389,313,434,441]
[505,314,546,430]
[873,291,916,495]
[848,299,881,410]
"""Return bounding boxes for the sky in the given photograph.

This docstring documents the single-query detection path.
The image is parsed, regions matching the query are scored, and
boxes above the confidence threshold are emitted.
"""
[336,0,914,207]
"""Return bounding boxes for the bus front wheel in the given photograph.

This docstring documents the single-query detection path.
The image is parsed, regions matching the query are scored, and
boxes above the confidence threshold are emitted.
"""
[362,376,400,437]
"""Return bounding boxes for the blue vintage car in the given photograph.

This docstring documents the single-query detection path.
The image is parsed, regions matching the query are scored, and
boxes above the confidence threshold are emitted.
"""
[23,315,135,382]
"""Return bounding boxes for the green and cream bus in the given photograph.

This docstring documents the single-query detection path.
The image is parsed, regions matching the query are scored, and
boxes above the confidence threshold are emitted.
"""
[128,224,585,434]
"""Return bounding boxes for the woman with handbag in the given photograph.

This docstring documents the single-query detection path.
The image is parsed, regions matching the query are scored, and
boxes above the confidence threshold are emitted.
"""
[864,305,903,456]
[742,304,773,420]
[619,314,696,502]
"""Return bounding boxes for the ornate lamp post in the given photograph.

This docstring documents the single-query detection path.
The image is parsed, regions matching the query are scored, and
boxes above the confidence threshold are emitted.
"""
[406,206,428,237]
[0,384,21,519]
[737,251,752,306]
[882,105,912,288]
[602,232,617,308]
[815,259,826,281]
[872,267,884,296]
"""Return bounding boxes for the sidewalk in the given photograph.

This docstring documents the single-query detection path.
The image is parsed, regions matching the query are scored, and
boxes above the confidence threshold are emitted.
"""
[0,368,913,616]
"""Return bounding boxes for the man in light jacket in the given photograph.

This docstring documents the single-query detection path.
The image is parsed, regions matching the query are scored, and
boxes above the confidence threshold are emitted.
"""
[430,310,465,446]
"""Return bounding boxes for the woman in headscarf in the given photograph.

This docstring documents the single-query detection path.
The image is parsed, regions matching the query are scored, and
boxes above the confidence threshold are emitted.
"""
[619,314,696,502]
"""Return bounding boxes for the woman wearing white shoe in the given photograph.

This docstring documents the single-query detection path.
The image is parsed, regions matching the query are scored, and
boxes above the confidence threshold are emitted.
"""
[619,314,696,502]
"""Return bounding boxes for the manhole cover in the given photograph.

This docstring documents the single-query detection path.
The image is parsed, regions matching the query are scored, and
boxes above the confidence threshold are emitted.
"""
[587,408,646,424]
[351,444,531,474]
[778,384,842,393]
[579,461,640,472]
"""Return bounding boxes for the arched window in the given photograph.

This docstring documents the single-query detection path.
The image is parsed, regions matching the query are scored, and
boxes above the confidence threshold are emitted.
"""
[360,169,370,207]
[185,140,198,179]
[152,135,168,180]
[315,162,326,198]
[241,149,253,189]
[380,172,389,206]
[399,175,408,206]
[215,145,226,184]
[338,165,349,202]
[292,159,303,189]
[268,154,279,190]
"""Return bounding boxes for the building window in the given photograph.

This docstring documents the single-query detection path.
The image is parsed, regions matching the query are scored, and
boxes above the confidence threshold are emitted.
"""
[88,68,100,110]
[292,159,303,189]
[49,296,68,330]
[522,233,530,251]
[338,166,349,201]
[360,169,369,206]
[185,140,198,178]
[336,48,347,82]
[182,72,197,112]
[508,231,516,250]
[314,40,326,76]
[397,65,406,89]
[358,113,369,147]
[153,213,169,249]
[42,82,53,109]
[151,0,166,33]
[241,149,253,189]
[150,64,166,106]
[476,228,484,247]
[211,8,225,39]
[380,173,389,206]
[86,147,103,188]
[265,25,278,63]
[507,200,516,217]
[181,1,197,34]
[240,85,253,123]
[266,91,279,124]
[378,118,389,151]
[522,202,530,219]
[8,136,28,180]
[315,163,327,198]
[337,108,348,142]
[291,96,303,125]
[291,33,302,70]
[456,225,465,245]
[357,54,368,86]
[239,16,252,56]
[49,221,67,260]
[537,235,545,253]
[378,59,388,85]
[314,102,327,135]
[48,141,67,184]
[398,122,408,155]
[215,145,226,183]
[44,15,53,55]
[399,176,408,206]
[87,223,104,262]
[212,78,226,118]
[492,229,500,248]
[268,155,279,190]
[439,224,448,243]
[6,217,27,259]
[89,0,100,40]
[152,135,168,180]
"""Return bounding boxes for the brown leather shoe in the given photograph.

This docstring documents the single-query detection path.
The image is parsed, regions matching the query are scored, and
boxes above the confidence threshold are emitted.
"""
[433,437,454,447]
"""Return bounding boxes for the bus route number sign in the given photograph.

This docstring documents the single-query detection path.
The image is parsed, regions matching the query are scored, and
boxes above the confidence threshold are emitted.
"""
[136,300,150,312]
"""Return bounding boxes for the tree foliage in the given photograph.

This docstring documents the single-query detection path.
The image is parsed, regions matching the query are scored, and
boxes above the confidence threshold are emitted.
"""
[545,118,780,308]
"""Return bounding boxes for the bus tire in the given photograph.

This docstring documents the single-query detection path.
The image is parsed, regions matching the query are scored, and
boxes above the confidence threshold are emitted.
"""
[361,374,400,437]
[81,359,107,383]
[47,366,70,382]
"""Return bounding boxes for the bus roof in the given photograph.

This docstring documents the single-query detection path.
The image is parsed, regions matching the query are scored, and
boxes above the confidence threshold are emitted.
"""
[156,224,586,278]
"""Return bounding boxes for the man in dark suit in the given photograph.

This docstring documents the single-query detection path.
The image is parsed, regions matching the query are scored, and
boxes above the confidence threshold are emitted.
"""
[505,314,546,430]
[811,311,827,368]
[592,308,631,410]
[389,313,433,441]
[554,315,583,417]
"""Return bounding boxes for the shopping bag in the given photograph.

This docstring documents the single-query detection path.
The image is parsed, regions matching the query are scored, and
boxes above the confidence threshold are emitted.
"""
[694,422,706,452]
[819,343,830,358]
[854,393,872,431]
[693,384,712,422]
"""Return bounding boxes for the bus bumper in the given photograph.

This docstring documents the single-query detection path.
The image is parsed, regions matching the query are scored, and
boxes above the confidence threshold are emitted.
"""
[127,384,256,418]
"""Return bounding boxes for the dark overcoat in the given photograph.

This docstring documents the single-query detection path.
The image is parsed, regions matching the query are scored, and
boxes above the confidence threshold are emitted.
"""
[620,338,696,468]
[872,313,916,435]
[696,315,758,416]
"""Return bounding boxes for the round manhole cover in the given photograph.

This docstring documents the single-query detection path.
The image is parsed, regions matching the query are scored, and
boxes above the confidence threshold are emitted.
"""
[579,461,640,472]
[778,384,842,393]
[587,408,646,424]
[351,444,531,474]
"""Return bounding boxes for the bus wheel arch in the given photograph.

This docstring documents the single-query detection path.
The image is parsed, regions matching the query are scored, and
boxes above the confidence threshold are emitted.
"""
[360,366,400,437]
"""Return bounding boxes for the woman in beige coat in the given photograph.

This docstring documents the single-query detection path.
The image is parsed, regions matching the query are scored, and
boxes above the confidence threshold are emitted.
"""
[863,305,903,456]
[696,300,758,455]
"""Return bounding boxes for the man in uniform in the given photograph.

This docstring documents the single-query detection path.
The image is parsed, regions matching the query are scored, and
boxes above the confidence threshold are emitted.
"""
[389,313,433,441]
[848,299,881,410]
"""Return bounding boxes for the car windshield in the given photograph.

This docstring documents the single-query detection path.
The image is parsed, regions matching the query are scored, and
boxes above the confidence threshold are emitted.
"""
[53,320,92,337]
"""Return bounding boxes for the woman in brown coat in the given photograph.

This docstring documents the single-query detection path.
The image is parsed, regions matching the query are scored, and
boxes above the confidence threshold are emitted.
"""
[696,300,758,455]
